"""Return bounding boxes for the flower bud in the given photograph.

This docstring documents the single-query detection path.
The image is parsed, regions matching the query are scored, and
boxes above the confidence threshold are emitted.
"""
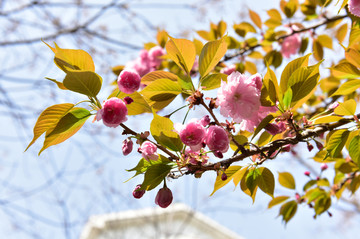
[221,173,227,181]
[124,96,134,105]
[155,187,173,208]
[307,142,314,152]
[321,163,328,171]
[315,140,324,150]
[133,184,145,199]
[214,150,223,158]
[122,138,133,156]
[200,115,211,127]
[304,171,311,177]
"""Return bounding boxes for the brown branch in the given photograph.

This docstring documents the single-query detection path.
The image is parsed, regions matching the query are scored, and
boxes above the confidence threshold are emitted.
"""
[120,123,179,160]
[187,114,359,174]
[223,14,348,62]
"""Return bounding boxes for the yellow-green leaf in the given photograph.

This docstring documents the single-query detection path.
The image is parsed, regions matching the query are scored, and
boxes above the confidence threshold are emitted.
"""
[210,166,242,196]
[45,77,67,90]
[317,34,333,49]
[326,129,350,158]
[25,103,75,151]
[279,200,297,224]
[141,70,180,85]
[268,196,290,209]
[313,39,324,61]
[233,22,256,37]
[156,30,168,48]
[166,37,196,74]
[312,115,343,124]
[63,70,102,98]
[264,50,283,68]
[278,171,296,190]
[249,9,262,29]
[331,79,360,96]
[349,135,360,167]
[331,62,360,79]
[150,111,183,151]
[140,163,173,191]
[280,53,311,93]
[345,48,360,68]
[108,90,152,115]
[39,107,91,155]
[336,23,348,43]
[258,167,275,197]
[44,42,95,73]
[334,99,356,116]
[199,37,227,78]
[201,73,227,90]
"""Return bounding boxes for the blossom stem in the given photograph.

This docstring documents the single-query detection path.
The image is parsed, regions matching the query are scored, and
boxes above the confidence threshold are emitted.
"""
[120,123,179,160]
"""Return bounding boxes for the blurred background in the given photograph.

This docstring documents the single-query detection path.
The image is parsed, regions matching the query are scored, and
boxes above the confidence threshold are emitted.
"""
[0,0,359,238]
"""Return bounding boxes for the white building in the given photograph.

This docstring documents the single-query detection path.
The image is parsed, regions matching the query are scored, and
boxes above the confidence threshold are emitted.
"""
[80,203,244,239]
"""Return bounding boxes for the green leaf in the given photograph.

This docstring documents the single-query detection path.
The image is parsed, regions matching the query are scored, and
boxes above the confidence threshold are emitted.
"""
[331,79,360,96]
[126,155,172,181]
[264,50,283,68]
[140,163,173,191]
[39,107,91,155]
[44,41,95,73]
[233,22,256,37]
[199,37,227,78]
[150,111,183,151]
[257,167,275,197]
[166,37,196,74]
[245,167,261,197]
[141,78,182,111]
[282,88,293,109]
[201,73,227,90]
[331,62,360,79]
[210,166,242,196]
[284,1,297,18]
[287,63,320,104]
[326,129,350,158]
[314,193,331,215]
[349,135,360,167]
[252,114,275,140]
[63,70,102,98]
[268,196,290,209]
[303,180,317,191]
[279,200,297,224]
[280,53,311,93]
[262,66,280,106]
[278,172,296,190]
[141,70,180,85]
[25,103,75,151]
[334,99,356,116]
[240,169,258,203]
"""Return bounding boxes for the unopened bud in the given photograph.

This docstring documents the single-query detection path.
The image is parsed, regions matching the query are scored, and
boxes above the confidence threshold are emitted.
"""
[304,171,311,177]
[221,173,227,181]
[155,187,173,208]
[307,142,314,152]
[315,140,324,150]
[124,96,134,105]
[200,115,211,127]
[214,150,223,158]
[133,184,145,199]
[321,163,328,171]
[122,138,133,156]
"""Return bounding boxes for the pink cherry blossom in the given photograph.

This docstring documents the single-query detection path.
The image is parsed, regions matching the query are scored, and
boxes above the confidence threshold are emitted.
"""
[148,46,166,68]
[349,0,360,17]
[281,34,301,58]
[117,70,141,94]
[175,120,206,151]
[239,106,278,132]
[184,147,208,165]
[125,53,154,77]
[98,97,128,128]
[155,187,173,208]
[220,64,236,75]
[216,72,261,126]
[205,125,229,153]
[139,141,158,161]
